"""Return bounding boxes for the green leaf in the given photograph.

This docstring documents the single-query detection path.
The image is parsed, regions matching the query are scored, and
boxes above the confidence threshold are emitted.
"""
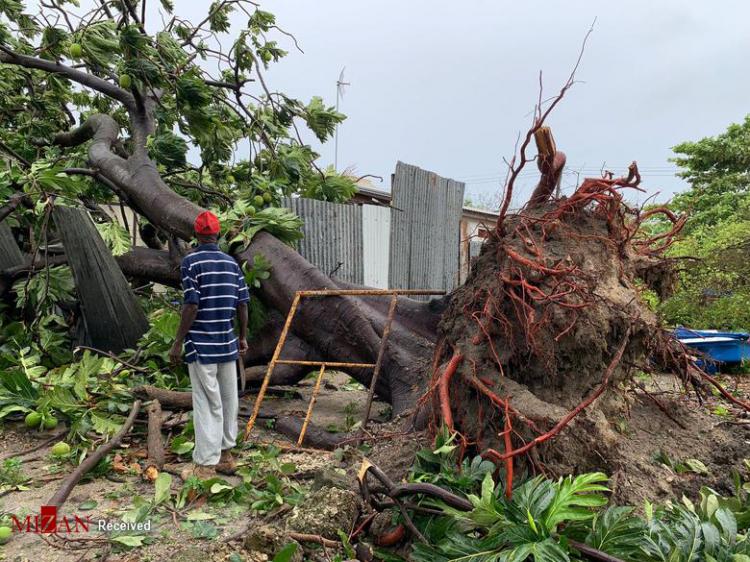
[79,499,98,510]
[186,511,215,521]
[148,129,188,170]
[272,543,298,562]
[684,459,709,475]
[111,535,146,547]
[0,404,30,419]
[583,506,647,560]
[154,472,173,505]
[95,221,131,256]
[543,473,609,532]
[90,411,124,436]
[170,436,195,455]
[433,443,458,456]
[186,520,219,540]
[302,96,345,142]
[209,482,233,494]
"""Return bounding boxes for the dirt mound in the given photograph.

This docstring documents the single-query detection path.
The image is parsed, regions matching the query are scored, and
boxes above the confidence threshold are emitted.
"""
[441,207,656,406]
[608,389,750,505]
[422,167,746,499]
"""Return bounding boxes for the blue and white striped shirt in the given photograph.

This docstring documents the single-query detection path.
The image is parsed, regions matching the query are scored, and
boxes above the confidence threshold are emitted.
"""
[181,244,250,364]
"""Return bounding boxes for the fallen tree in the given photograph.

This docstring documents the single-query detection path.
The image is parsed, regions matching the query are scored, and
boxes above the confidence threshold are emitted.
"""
[0,1,747,493]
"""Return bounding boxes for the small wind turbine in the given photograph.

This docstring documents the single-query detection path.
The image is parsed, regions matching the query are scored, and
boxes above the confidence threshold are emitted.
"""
[334,67,350,170]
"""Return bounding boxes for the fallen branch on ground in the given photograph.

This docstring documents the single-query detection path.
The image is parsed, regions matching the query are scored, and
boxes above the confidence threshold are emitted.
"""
[287,531,339,548]
[47,400,141,508]
[146,400,165,469]
[274,416,349,450]
[0,430,66,462]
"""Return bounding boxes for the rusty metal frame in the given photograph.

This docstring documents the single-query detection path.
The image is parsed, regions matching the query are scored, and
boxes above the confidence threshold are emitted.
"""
[244,289,445,446]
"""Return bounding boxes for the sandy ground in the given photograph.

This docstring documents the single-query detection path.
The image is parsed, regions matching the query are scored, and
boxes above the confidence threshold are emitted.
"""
[1,370,749,561]
[0,372,387,562]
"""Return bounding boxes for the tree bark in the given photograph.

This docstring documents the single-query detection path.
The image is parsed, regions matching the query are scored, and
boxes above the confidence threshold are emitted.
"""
[146,400,165,469]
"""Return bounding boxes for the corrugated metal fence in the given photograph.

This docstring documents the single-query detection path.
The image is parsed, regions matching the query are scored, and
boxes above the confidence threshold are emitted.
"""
[388,162,465,296]
[281,162,464,292]
[282,197,364,285]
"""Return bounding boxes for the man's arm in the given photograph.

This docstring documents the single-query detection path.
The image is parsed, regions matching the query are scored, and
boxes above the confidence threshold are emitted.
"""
[170,260,201,364]
[170,304,198,364]
[237,302,248,355]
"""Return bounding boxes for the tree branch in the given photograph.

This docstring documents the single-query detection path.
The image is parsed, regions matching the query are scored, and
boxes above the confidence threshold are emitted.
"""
[52,115,133,189]
[0,192,28,223]
[0,141,30,167]
[0,48,135,109]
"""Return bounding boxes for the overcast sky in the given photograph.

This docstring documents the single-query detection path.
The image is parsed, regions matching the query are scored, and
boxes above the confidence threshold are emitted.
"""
[244,1,749,207]
[65,1,750,207]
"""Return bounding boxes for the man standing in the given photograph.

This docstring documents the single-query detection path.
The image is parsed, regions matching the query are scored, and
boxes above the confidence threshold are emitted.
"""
[169,211,249,480]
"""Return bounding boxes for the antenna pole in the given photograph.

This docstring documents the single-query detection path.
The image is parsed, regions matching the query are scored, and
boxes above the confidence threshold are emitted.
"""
[334,67,350,171]
[335,80,340,170]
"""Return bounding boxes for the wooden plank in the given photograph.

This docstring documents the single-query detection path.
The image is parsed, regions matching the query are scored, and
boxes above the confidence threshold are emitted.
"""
[53,207,148,353]
[0,222,24,271]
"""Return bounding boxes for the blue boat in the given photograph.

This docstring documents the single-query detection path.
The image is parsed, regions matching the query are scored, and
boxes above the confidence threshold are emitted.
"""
[674,326,750,367]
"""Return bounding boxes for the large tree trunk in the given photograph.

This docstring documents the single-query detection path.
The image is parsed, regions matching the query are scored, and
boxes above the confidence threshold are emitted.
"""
[239,232,436,413]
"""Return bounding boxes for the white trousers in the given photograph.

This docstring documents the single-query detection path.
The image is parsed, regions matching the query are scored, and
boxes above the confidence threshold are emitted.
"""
[187,361,238,466]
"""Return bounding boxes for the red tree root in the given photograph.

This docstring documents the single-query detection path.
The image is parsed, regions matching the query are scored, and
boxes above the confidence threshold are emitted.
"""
[693,367,750,413]
[502,398,514,498]
[438,352,464,431]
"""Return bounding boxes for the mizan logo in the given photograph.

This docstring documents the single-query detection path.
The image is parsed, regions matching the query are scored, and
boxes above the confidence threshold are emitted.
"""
[11,506,91,534]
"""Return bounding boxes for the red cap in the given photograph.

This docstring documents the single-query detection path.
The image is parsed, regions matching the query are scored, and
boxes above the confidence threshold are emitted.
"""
[194,211,220,235]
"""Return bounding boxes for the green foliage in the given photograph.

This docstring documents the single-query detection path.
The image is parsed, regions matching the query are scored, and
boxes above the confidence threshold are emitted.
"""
[670,116,750,234]
[0,458,29,492]
[272,543,298,562]
[95,221,131,256]
[0,0,357,271]
[13,266,75,311]
[147,129,188,171]
[242,253,272,289]
[659,116,750,330]
[301,166,359,202]
[393,436,750,562]
[219,202,304,250]
[412,427,497,495]
[303,97,346,142]
[0,0,356,515]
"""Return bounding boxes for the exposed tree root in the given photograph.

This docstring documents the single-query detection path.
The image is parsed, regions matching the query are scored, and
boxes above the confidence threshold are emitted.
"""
[358,459,624,562]
[420,94,709,476]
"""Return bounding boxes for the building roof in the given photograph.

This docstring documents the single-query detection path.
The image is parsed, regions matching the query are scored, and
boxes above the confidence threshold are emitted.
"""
[351,184,499,220]
[462,205,500,220]
[350,185,392,206]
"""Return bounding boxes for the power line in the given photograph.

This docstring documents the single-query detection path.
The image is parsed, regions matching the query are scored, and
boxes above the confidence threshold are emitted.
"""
[456,165,680,182]
[459,169,682,185]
